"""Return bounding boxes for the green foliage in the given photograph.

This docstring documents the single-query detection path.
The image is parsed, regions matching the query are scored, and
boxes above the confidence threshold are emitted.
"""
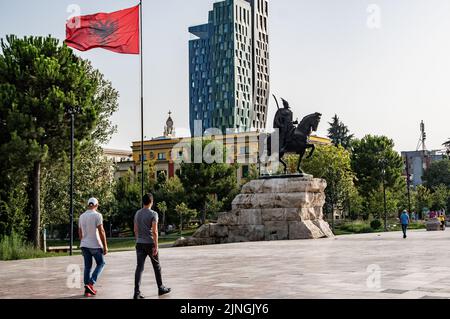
[370,219,382,230]
[41,142,116,227]
[351,135,404,197]
[178,139,240,224]
[287,145,358,218]
[175,203,198,231]
[366,188,402,220]
[430,184,449,211]
[0,185,29,237]
[0,35,104,163]
[347,188,364,220]
[415,185,432,214]
[112,161,156,230]
[423,160,450,189]
[0,232,48,260]
[240,164,260,185]
[112,173,140,230]
[334,221,373,235]
[327,114,354,149]
[154,176,186,226]
[0,35,118,245]
[156,201,168,217]
[351,135,405,220]
[205,195,224,221]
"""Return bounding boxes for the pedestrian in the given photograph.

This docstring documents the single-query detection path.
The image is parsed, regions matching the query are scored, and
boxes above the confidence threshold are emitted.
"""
[78,197,108,297]
[439,211,446,230]
[400,210,410,239]
[133,193,171,299]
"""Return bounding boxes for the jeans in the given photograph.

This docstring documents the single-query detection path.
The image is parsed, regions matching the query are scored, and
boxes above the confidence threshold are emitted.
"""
[134,243,163,294]
[81,247,106,286]
[402,224,408,237]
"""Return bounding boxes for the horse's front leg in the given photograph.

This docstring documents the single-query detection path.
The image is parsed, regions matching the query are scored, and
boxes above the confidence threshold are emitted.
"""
[306,144,315,159]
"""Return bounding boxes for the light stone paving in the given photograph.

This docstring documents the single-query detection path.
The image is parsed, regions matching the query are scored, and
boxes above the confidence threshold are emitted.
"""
[1,229,450,299]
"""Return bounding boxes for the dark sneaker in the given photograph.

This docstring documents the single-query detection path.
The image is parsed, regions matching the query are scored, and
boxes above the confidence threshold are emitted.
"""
[133,293,145,299]
[86,284,97,295]
[158,286,171,296]
[84,288,94,297]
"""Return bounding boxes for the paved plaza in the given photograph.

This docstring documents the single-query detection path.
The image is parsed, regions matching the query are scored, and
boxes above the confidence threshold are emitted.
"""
[1,229,450,299]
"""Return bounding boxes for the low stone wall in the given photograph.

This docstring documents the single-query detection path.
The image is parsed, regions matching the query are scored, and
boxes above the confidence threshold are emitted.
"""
[175,176,334,247]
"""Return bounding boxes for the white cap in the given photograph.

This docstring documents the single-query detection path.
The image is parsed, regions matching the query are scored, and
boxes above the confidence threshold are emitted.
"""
[87,197,99,207]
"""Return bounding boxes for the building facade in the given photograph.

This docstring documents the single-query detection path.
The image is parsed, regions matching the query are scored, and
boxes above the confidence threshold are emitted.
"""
[131,134,331,185]
[102,148,134,180]
[402,150,446,187]
[189,0,270,135]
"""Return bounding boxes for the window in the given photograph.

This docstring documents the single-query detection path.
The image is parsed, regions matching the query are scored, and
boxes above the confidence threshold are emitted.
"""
[158,152,167,160]
[240,146,250,155]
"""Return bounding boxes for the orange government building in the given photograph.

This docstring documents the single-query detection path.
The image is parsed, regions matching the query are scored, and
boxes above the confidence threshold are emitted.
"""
[111,112,331,183]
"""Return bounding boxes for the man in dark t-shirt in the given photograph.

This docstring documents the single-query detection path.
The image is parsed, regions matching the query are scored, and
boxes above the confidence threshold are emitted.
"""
[133,193,171,299]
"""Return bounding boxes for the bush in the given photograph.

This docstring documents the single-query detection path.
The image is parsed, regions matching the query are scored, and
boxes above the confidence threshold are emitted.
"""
[370,220,382,230]
[0,232,47,261]
[337,220,370,233]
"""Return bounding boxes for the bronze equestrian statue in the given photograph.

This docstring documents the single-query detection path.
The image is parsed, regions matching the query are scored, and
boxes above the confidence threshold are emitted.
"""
[267,95,322,174]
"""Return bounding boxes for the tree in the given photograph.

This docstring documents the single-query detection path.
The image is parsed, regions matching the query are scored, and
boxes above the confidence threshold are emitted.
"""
[430,184,449,211]
[154,176,185,227]
[366,189,401,220]
[423,160,450,189]
[327,114,354,149]
[415,185,432,218]
[286,145,357,219]
[205,195,224,221]
[351,135,405,220]
[0,35,118,247]
[112,159,157,230]
[177,140,240,224]
[347,188,364,220]
[351,135,404,198]
[156,201,167,233]
[41,142,116,235]
[0,185,29,237]
[175,203,198,234]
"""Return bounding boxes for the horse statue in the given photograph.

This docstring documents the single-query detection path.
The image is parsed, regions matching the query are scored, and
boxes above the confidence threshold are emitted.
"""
[267,95,322,174]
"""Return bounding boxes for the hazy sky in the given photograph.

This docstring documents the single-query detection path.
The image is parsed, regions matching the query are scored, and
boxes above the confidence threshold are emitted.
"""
[1,0,450,152]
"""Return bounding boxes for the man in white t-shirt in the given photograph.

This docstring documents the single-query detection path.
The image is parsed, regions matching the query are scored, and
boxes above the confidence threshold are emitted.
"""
[78,197,108,297]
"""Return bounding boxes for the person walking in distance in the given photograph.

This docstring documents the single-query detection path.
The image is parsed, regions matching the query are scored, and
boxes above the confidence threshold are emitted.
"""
[78,198,108,297]
[134,193,171,299]
[400,210,410,239]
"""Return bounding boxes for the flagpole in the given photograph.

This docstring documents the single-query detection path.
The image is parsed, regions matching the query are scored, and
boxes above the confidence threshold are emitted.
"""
[140,0,144,205]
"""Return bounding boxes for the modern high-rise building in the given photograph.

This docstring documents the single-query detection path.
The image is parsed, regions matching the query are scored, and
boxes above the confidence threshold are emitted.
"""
[189,0,270,136]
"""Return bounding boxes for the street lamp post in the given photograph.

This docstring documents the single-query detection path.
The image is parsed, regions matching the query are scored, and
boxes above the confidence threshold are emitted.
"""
[69,112,74,256]
[380,158,388,232]
[405,156,412,213]
[179,212,182,239]
[65,106,80,256]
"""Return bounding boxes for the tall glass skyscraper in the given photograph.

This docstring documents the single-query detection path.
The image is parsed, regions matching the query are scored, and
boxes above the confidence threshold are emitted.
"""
[189,0,270,136]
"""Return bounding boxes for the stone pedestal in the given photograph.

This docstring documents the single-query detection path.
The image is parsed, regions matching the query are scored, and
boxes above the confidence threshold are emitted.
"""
[426,219,441,231]
[174,176,334,247]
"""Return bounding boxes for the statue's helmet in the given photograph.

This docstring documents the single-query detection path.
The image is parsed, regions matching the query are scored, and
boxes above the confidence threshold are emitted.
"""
[281,98,290,109]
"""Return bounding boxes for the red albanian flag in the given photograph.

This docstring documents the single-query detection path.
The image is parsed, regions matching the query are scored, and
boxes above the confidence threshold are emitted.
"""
[65,5,139,54]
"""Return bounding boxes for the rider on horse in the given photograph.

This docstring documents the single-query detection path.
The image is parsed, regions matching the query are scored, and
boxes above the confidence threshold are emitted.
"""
[273,98,298,150]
